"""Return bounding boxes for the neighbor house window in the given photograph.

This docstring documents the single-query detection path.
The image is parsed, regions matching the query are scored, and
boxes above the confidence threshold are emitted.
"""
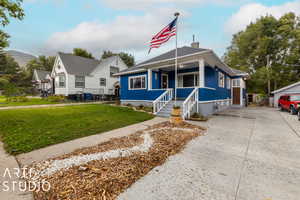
[178,73,199,87]
[75,76,85,88]
[58,75,65,88]
[226,77,231,89]
[100,78,106,86]
[110,66,119,77]
[232,79,240,87]
[129,75,146,89]
[218,72,225,88]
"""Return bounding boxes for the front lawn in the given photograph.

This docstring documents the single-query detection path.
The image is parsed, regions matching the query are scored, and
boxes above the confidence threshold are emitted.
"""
[0,104,154,154]
[0,96,62,107]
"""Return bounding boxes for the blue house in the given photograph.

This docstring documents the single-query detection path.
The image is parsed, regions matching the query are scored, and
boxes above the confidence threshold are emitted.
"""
[115,42,248,118]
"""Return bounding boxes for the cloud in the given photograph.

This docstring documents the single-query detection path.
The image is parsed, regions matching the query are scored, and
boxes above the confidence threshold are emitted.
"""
[225,1,300,34]
[101,0,244,10]
[44,8,188,59]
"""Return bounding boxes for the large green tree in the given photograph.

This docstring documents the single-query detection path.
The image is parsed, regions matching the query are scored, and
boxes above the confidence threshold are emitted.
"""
[73,48,94,59]
[101,50,135,67]
[224,13,300,94]
[26,55,55,73]
[0,0,24,49]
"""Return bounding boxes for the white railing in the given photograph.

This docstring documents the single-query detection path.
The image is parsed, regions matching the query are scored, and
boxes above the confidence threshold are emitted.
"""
[182,88,199,119]
[153,89,173,114]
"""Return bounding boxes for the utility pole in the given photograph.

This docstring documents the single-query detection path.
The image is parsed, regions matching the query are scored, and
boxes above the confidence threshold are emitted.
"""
[267,55,271,96]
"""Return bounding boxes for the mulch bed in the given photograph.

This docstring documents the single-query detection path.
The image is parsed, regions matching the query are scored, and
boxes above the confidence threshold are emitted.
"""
[26,121,205,200]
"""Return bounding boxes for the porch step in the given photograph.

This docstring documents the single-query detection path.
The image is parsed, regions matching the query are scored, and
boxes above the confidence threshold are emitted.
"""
[156,100,184,118]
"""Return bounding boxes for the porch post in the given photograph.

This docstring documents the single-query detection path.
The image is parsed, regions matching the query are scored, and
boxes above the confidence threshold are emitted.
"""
[199,59,205,87]
[148,68,152,90]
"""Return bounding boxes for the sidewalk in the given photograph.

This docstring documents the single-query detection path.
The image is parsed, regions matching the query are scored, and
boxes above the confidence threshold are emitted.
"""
[0,101,105,110]
[17,117,167,166]
[0,142,33,200]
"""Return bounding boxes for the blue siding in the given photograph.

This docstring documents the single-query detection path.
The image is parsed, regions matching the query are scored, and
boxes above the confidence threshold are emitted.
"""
[120,72,165,101]
[177,88,194,99]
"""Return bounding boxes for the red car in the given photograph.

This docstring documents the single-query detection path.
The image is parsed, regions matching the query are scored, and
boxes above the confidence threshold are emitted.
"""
[278,94,300,115]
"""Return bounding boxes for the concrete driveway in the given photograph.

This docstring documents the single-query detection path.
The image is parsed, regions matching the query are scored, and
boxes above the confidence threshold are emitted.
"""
[118,107,300,200]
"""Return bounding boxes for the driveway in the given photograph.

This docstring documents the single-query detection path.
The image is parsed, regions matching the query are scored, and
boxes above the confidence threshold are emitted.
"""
[118,107,300,200]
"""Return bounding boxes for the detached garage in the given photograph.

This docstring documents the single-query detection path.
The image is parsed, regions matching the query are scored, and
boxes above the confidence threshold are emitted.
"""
[272,81,300,107]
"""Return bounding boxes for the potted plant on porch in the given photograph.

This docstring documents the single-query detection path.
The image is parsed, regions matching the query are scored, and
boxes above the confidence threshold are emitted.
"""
[170,105,183,124]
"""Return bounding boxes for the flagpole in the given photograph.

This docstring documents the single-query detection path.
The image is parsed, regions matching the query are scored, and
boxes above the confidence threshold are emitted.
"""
[174,12,180,106]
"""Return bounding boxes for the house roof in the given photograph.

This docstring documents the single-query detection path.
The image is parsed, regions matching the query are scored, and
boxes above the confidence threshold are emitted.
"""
[35,69,51,80]
[116,46,248,77]
[272,81,300,94]
[58,52,101,76]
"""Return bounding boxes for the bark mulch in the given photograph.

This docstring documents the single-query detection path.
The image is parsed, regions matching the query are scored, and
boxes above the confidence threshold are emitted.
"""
[27,121,205,200]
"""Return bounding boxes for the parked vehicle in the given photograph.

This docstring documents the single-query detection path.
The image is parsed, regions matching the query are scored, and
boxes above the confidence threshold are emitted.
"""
[278,94,300,115]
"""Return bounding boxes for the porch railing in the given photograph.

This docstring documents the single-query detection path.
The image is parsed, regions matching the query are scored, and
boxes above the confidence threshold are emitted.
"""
[153,89,173,114]
[182,88,199,119]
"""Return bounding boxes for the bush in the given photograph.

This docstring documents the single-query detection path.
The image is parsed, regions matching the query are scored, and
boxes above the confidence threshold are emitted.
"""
[125,103,132,107]
[46,95,66,103]
[173,105,181,109]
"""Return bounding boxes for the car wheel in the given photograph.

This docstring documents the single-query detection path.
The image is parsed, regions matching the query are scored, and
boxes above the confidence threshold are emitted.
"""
[290,106,297,115]
[298,112,300,121]
[279,104,284,111]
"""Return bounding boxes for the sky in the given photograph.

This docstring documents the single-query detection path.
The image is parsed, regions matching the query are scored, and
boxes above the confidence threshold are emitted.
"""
[4,0,300,62]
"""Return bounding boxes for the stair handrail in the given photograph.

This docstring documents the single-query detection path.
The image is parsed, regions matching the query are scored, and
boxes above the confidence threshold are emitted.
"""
[182,87,199,119]
[153,89,173,114]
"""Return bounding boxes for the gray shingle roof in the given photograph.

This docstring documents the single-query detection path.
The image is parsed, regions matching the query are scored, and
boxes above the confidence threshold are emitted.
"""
[35,69,50,80]
[58,52,101,76]
[138,46,209,66]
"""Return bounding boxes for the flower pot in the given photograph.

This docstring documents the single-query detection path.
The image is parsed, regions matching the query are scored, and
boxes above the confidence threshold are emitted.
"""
[170,108,183,124]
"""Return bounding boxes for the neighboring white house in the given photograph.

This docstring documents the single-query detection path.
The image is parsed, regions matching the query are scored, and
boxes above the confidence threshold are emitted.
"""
[32,69,52,94]
[51,53,128,96]
[272,81,300,107]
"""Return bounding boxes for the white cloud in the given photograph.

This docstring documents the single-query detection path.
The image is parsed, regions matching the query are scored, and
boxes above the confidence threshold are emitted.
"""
[101,0,243,10]
[45,8,188,59]
[225,1,300,34]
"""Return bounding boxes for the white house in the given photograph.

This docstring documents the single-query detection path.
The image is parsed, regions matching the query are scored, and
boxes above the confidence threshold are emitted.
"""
[51,53,128,97]
[32,69,52,94]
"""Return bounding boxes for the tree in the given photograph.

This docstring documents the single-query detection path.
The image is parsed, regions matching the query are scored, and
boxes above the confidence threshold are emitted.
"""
[101,50,135,67]
[0,0,24,49]
[26,55,55,73]
[223,13,300,94]
[73,48,94,59]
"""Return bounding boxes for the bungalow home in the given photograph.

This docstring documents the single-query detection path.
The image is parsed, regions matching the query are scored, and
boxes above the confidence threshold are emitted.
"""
[51,53,128,98]
[115,42,248,118]
[32,69,52,95]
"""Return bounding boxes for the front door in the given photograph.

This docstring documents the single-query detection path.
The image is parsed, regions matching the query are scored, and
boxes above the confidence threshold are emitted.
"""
[233,87,241,105]
[162,74,168,89]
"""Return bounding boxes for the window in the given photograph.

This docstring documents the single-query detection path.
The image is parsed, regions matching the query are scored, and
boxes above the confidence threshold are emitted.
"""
[129,75,146,89]
[232,79,240,87]
[100,78,106,86]
[75,76,85,88]
[218,72,225,88]
[178,73,199,87]
[110,66,119,77]
[58,75,65,88]
[226,77,231,89]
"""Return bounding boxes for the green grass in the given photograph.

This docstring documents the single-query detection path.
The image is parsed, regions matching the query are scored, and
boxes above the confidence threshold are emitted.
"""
[0,104,154,154]
[0,96,62,107]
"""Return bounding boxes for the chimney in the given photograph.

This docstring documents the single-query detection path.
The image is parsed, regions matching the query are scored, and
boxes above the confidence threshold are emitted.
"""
[191,35,199,48]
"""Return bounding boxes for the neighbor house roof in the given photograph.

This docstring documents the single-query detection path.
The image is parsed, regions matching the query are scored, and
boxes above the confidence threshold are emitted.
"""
[272,81,300,94]
[58,52,100,76]
[116,46,247,77]
[35,69,51,80]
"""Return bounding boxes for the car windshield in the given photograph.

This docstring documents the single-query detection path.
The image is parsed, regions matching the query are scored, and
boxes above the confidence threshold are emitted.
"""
[290,95,300,101]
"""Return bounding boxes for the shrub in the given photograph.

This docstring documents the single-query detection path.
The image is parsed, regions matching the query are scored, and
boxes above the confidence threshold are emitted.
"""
[125,103,132,107]
[173,105,181,109]
[47,95,66,102]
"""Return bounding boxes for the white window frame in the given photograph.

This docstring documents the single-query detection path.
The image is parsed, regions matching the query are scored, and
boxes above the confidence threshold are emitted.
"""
[128,75,147,90]
[100,78,106,86]
[58,75,65,88]
[232,79,241,87]
[75,76,85,88]
[226,77,231,89]
[218,72,225,88]
[177,72,199,88]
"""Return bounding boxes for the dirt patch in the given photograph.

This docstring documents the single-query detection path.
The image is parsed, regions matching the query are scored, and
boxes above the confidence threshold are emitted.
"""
[26,121,205,200]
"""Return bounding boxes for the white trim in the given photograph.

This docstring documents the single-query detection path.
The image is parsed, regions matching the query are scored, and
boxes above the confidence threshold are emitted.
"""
[114,69,147,76]
[148,69,152,90]
[121,100,154,102]
[199,59,205,88]
[198,98,232,104]
[128,75,147,90]
[218,72,225,88]
[177,72,199,88]
[201,87,216,90]
[272,81,300,94]
[161,73,169,89]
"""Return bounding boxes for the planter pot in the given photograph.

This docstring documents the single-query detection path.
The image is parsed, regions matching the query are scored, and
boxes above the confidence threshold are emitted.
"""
[170,108,183,124]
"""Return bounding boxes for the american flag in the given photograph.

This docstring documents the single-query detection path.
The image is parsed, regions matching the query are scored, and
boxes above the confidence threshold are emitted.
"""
[149,17,178,54]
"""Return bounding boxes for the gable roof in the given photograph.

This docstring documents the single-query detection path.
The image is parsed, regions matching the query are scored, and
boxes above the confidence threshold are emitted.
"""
[116,46,248,77]
[58,52,101,76]
[272,81,300,94]
[34,69,51,80]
